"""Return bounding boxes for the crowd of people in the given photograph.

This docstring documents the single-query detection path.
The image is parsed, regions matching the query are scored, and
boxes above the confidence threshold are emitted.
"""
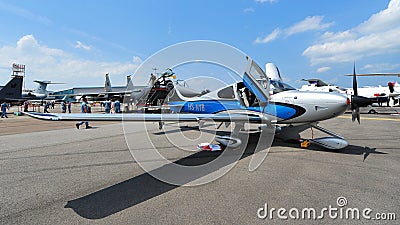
[1,98,123,123]
[102,99,121,114]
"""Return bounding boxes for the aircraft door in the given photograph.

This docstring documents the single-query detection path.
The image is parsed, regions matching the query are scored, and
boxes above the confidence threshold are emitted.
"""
[242,59,270,107]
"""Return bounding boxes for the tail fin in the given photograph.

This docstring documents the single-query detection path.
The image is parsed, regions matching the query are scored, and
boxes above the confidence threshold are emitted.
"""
[0,76,23,100]
[33,80,50,94]
[104,73,112,92]
[126,75,134,91]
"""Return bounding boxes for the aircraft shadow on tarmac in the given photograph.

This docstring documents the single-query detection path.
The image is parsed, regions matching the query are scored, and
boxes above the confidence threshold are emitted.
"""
[64,131,386,219]
[272,139,387,162]
[155,124,387,163]
[64,132,259,219]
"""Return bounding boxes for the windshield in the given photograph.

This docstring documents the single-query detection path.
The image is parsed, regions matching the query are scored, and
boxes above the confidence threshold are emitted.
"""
[270,80,296,93]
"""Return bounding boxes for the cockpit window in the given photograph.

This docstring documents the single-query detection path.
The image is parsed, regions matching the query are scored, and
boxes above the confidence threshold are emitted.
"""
[270,80,296,93]
[217,85,235,99]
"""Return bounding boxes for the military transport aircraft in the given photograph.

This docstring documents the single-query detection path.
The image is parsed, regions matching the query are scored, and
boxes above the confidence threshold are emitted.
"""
[26,56,365,150]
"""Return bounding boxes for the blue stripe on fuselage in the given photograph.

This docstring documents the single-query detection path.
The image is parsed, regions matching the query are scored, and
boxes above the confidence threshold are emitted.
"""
[169,100,301,120]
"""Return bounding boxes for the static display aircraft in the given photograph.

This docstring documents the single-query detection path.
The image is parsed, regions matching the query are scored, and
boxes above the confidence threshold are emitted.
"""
[299,78,347,94]
[0,75,24,103]
[301,70,400,108]
[25,56,367,150]
[22,80,63,100]
[69,73,133,101]
[344,73,400,106]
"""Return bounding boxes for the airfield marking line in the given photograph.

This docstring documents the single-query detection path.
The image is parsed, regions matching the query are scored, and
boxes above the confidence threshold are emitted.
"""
[338,115,400,122]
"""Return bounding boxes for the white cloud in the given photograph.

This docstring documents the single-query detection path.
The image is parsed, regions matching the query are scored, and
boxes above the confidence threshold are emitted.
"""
[243,7,255,13]
[255,0,277,3]
[254,16,333,44]
[316,66,331,73]
[254,28,281,44]
[133,56,142,64]
[303,0,400,65]
[74,41,91,51]
[0,35,141,90]
[285,16,334,36]
[362,63,400,72]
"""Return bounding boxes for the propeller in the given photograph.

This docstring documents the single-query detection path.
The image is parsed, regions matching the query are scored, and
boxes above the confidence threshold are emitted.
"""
[350,63,377,124]
[351,63,360,124]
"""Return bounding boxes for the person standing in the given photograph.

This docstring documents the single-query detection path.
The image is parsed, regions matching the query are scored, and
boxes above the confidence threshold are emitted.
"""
[114,99,121,113]
[61,101,66,113]
[104,99,111,114]
[67,101,72,113]
[44,101,50,113]
[110,99,115,114]
[1,102,8,118]
[24,101,29,112]
[75,97,92,129]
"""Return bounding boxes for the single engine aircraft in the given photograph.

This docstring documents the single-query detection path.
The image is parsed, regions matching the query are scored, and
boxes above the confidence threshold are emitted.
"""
[26,56,363,150]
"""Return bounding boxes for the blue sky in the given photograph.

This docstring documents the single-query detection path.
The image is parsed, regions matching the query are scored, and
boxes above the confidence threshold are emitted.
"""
[0,0,399,91]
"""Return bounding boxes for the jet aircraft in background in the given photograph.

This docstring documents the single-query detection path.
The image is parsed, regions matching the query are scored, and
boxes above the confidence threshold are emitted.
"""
[67,73,134,102]
[22,80,63,100]
[0,75,24,104]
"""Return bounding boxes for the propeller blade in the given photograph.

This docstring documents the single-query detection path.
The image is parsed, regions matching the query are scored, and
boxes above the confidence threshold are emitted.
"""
[351,62,360,123]
[352,62,358,96]
[351,107,360,124]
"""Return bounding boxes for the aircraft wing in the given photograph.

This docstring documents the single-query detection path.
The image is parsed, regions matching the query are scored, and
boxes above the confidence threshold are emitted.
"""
[50,90,131,98]
[389,92,400,97]
[25,112,264,123]
[344,73,400,77]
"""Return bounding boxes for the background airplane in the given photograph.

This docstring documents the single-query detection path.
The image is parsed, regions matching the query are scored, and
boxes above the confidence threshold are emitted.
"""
[66,73,133,102]
[299,78,347,94]
[22,80,63,100]
[344,73,400,106]
[0,75,24,104]
[299,68,400,111]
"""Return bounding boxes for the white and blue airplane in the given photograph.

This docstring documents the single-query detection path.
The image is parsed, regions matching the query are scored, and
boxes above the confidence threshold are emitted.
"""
[26,56,362,150]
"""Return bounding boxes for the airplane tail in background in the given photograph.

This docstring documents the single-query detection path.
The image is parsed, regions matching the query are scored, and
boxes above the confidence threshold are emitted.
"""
[0,76,23,101]
[104,73,112,92]
[33,80,50,94]
[126,75,134,91]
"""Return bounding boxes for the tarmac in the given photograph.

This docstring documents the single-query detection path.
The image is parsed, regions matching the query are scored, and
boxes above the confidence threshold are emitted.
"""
[0,106,399,224]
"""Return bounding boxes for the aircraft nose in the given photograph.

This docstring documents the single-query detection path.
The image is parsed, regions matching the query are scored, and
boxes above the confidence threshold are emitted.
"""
[307,92,348,120]
[321,92,348,104]
[324,93,349,116]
